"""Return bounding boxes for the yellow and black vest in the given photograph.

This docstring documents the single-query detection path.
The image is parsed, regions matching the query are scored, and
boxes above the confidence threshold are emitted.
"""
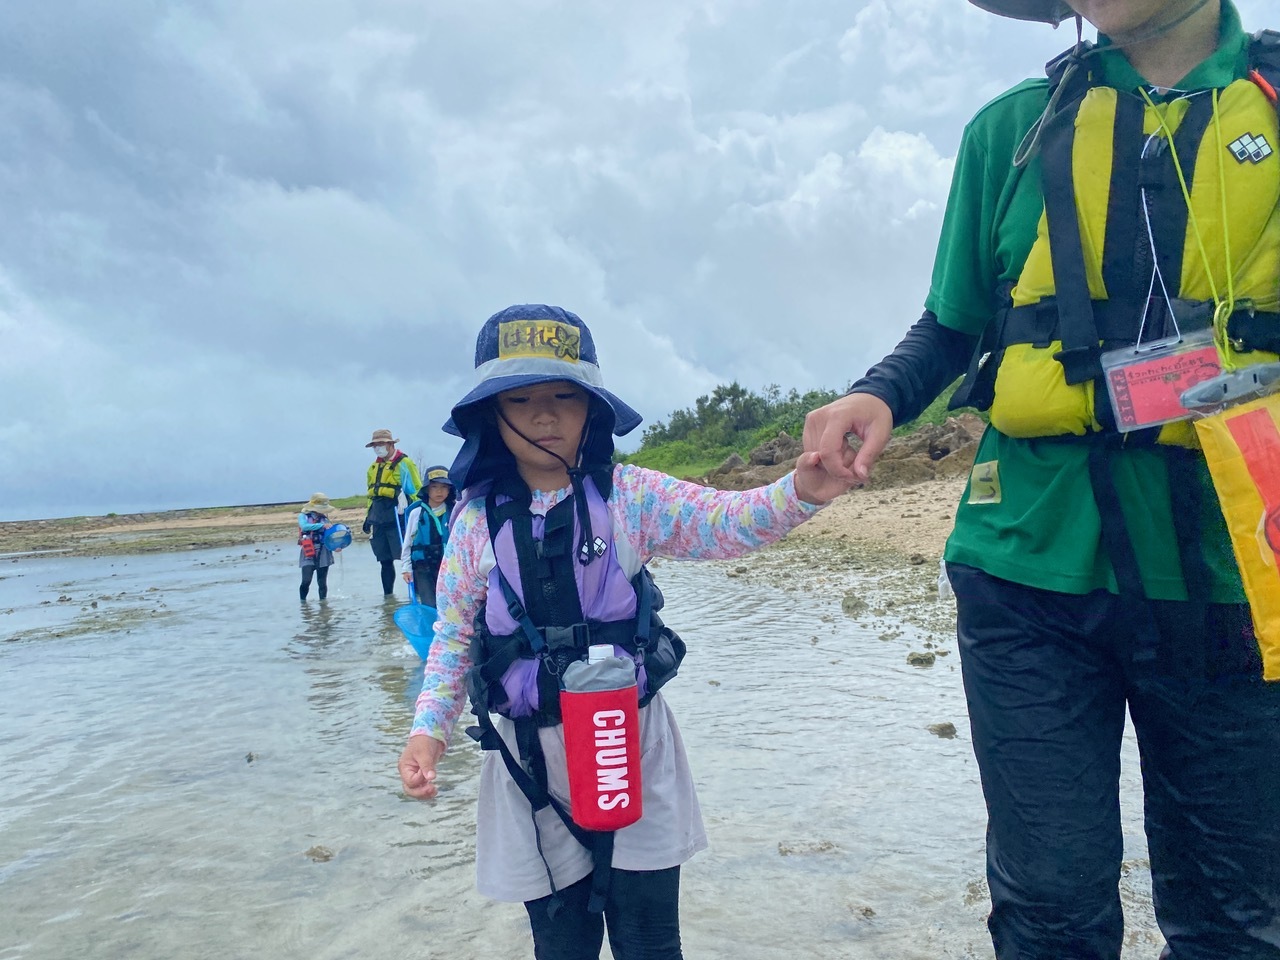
[955,31,1280,447]
[367,453,407,501]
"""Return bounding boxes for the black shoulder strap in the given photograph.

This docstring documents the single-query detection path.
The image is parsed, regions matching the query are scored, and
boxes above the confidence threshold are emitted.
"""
[484,481,585,628]
[1250,29,1280,72]
[1045,40,1095,100]
[1250,31,1280,121]
[1040,92,1105,384]
[590,464,615,503]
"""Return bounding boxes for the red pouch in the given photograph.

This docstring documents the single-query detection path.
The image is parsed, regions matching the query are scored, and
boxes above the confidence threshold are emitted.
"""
[560,680,642,831]
[300,536,317,559]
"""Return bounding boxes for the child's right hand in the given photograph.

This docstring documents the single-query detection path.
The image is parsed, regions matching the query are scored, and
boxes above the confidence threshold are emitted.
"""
[402,571,413,583]
[399,736,446,799]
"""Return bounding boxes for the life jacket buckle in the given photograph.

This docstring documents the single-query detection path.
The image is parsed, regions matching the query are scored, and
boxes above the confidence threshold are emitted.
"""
[542,622,591,652]
[1053,343,1104,385]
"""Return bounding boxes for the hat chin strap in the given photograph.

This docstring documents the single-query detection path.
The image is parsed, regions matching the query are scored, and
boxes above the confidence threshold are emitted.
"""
[1101,0,1213,49]
[496,410,600,566]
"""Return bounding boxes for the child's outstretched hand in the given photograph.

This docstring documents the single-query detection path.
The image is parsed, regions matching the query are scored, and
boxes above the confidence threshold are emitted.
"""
[793,450,859,506]
[399,735,446,799]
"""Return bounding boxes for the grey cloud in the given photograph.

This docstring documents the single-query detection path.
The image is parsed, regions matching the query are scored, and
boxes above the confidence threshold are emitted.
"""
[1,0,1267,518]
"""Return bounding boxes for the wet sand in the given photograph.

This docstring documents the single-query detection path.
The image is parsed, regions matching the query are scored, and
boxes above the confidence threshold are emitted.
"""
[0,503,368,558]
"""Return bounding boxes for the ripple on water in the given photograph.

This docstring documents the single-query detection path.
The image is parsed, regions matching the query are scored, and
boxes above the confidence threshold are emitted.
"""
[0,544,1159,958]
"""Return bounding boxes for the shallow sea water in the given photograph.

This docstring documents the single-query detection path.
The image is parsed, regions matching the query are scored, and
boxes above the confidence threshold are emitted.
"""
[0,542,1161,959]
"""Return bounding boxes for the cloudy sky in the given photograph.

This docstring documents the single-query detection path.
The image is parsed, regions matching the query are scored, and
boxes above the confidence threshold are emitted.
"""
[1,0,1267,519]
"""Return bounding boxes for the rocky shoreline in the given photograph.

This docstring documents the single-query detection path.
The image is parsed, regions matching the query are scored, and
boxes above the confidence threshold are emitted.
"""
[0,417,979,564]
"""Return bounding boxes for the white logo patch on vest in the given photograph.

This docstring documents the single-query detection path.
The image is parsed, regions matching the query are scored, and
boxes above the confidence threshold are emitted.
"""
[1227,132,1273,164]
[579,536,608,562]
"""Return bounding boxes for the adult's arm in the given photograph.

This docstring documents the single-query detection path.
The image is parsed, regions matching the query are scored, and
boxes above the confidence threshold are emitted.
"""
[848,310,976,426]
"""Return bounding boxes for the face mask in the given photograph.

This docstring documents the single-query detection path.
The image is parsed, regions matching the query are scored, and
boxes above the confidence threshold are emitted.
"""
[375,445,391,458]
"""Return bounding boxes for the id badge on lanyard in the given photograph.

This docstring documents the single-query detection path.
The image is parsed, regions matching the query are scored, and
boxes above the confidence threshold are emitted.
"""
[1101,327,1222,431]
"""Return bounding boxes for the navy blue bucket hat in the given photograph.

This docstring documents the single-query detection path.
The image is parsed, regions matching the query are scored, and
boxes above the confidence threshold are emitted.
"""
[445,305,642,490]
[422,464,455,488]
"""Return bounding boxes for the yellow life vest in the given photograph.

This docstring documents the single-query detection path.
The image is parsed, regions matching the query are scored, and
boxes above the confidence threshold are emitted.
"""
[367,454,408,501]
[980,56,1280,446]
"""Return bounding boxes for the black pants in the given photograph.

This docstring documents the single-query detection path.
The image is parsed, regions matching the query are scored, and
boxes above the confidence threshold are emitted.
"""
[949,563,1280,960]
[524,867,682,960]
[411,560,439,607]
[369,522,402,595]
[299,565,329,601]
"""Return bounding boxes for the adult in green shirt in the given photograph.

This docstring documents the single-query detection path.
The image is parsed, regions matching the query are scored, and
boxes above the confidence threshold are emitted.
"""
[805,0,1280,957]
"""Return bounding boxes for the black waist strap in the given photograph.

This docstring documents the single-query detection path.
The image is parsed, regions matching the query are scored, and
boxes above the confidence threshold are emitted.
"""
[953,299,1280,414]
[998,298,1279,352]
[1000,297,1219,347]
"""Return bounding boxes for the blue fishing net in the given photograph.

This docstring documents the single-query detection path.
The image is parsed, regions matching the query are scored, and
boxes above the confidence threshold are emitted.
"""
[323,524,353,551]
[395,603,437,659]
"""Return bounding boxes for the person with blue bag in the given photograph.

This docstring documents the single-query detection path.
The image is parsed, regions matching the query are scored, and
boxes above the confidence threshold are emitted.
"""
[297,493,342,602]
[400,465,456,607]
[362,428,421,596]
[397,304,853,960]
[804,1,1280,956]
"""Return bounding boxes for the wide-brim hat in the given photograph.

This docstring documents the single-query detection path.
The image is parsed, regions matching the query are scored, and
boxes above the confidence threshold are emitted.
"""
[968,0,1075,24]
[423,465,455,488]
[304,493,335,514]
[366,428,399,448]
[443,305,642,489]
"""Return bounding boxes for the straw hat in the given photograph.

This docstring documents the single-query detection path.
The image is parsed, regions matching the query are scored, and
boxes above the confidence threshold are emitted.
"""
[304,493,335,515]
[366,428,399,448]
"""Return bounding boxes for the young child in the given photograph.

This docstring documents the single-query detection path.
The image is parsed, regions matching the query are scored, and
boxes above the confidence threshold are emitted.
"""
[400,466,456,606]
[397,305,851,958]
[298,492,341,601]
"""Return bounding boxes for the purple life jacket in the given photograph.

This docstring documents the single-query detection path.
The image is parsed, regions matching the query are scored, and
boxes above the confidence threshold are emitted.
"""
[466,472,685,727]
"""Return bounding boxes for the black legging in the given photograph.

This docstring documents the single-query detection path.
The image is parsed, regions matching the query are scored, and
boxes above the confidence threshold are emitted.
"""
[524,867,682,960]
[300,566,329,601]
[369,522,403,596]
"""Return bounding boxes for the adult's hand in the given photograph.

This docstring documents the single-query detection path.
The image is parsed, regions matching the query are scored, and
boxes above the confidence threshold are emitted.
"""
[802,392,894,484]
[399,736,446,799]
[793,452,858,505]
[362,518,373,535]
[402,571,413,583]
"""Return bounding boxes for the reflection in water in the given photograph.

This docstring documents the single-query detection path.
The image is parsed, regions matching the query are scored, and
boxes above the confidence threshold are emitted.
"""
[0,544,1161,959]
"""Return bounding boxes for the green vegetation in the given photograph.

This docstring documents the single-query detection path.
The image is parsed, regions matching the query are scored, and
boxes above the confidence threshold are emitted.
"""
[621,378,981,477]
[331,495,367,509]
[620,382,841,477]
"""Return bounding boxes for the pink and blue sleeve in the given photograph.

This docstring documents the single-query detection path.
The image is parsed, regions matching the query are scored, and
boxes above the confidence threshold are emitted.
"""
[611,464,820,559]
[409,500,488,746]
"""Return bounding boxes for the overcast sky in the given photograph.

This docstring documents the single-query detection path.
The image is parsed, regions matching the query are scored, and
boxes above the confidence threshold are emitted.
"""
[1,0,1267,519]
